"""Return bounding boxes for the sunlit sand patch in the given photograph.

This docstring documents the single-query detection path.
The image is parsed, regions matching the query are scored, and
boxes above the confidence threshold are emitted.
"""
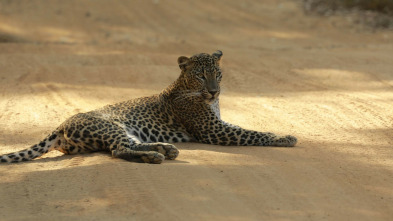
[265,30,309,39]
[0,23,25,35]
[38,27,86,44]
[239,28,310,39]
[0,152,105,179]
[292,68,382,90]
[179,149,275,167]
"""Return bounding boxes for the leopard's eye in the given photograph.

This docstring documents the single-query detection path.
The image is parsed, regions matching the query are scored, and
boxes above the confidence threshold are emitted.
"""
[196,74,205,80]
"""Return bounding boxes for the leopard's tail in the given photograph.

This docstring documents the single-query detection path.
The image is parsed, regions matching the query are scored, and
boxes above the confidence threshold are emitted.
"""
[0,130,63,163]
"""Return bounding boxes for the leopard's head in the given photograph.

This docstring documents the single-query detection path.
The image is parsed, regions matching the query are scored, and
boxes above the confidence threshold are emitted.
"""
[177,50,223,104]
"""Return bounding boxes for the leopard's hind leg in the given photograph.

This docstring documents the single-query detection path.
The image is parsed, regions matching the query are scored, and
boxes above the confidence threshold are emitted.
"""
[110,135,179,164]
[112,141,179,163]
[60,114,178,164]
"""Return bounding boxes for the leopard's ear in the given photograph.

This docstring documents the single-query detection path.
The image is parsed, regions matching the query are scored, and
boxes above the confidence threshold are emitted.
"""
[177,56,191,71]
[212,50,223,63]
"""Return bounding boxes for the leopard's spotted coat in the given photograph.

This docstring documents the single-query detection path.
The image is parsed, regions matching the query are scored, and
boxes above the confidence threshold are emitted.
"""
[0,51,297,164]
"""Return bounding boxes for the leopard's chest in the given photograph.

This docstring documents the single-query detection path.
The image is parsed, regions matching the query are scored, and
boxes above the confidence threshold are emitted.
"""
[211,99,221,119]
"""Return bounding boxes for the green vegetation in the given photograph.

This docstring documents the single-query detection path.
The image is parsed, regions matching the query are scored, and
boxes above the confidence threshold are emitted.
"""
[341,0,393,14]
[304,0,393,14]
[303,0,393,28]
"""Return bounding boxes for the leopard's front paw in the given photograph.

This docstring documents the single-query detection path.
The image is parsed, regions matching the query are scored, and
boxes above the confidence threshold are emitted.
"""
[274,135,297,147]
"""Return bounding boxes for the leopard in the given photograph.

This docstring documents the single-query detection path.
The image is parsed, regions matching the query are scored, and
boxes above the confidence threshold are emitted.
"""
[0,50,297,164]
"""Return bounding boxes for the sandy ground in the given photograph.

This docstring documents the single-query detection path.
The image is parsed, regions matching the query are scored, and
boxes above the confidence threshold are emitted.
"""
[0,0,392,220]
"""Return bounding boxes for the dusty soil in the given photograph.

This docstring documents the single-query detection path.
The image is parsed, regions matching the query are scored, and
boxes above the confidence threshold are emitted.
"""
[0,0,392,220]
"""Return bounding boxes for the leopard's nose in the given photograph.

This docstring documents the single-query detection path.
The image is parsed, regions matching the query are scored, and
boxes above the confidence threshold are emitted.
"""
[209,90,218,97]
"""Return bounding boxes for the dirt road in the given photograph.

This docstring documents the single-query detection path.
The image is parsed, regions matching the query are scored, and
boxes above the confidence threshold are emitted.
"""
[0,0,392,220]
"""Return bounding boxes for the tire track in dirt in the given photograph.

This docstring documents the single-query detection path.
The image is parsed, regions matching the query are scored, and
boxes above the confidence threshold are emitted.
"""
[224,66,265,94]
[44,83,77,112]
[0,71,34,122]
[0,71,38,147]
[0,96,17,122]
[64,155,86,168]
[97,162,167,218]
[297,91,393,152]
[338,93,392,130]
[215,165,274,218]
